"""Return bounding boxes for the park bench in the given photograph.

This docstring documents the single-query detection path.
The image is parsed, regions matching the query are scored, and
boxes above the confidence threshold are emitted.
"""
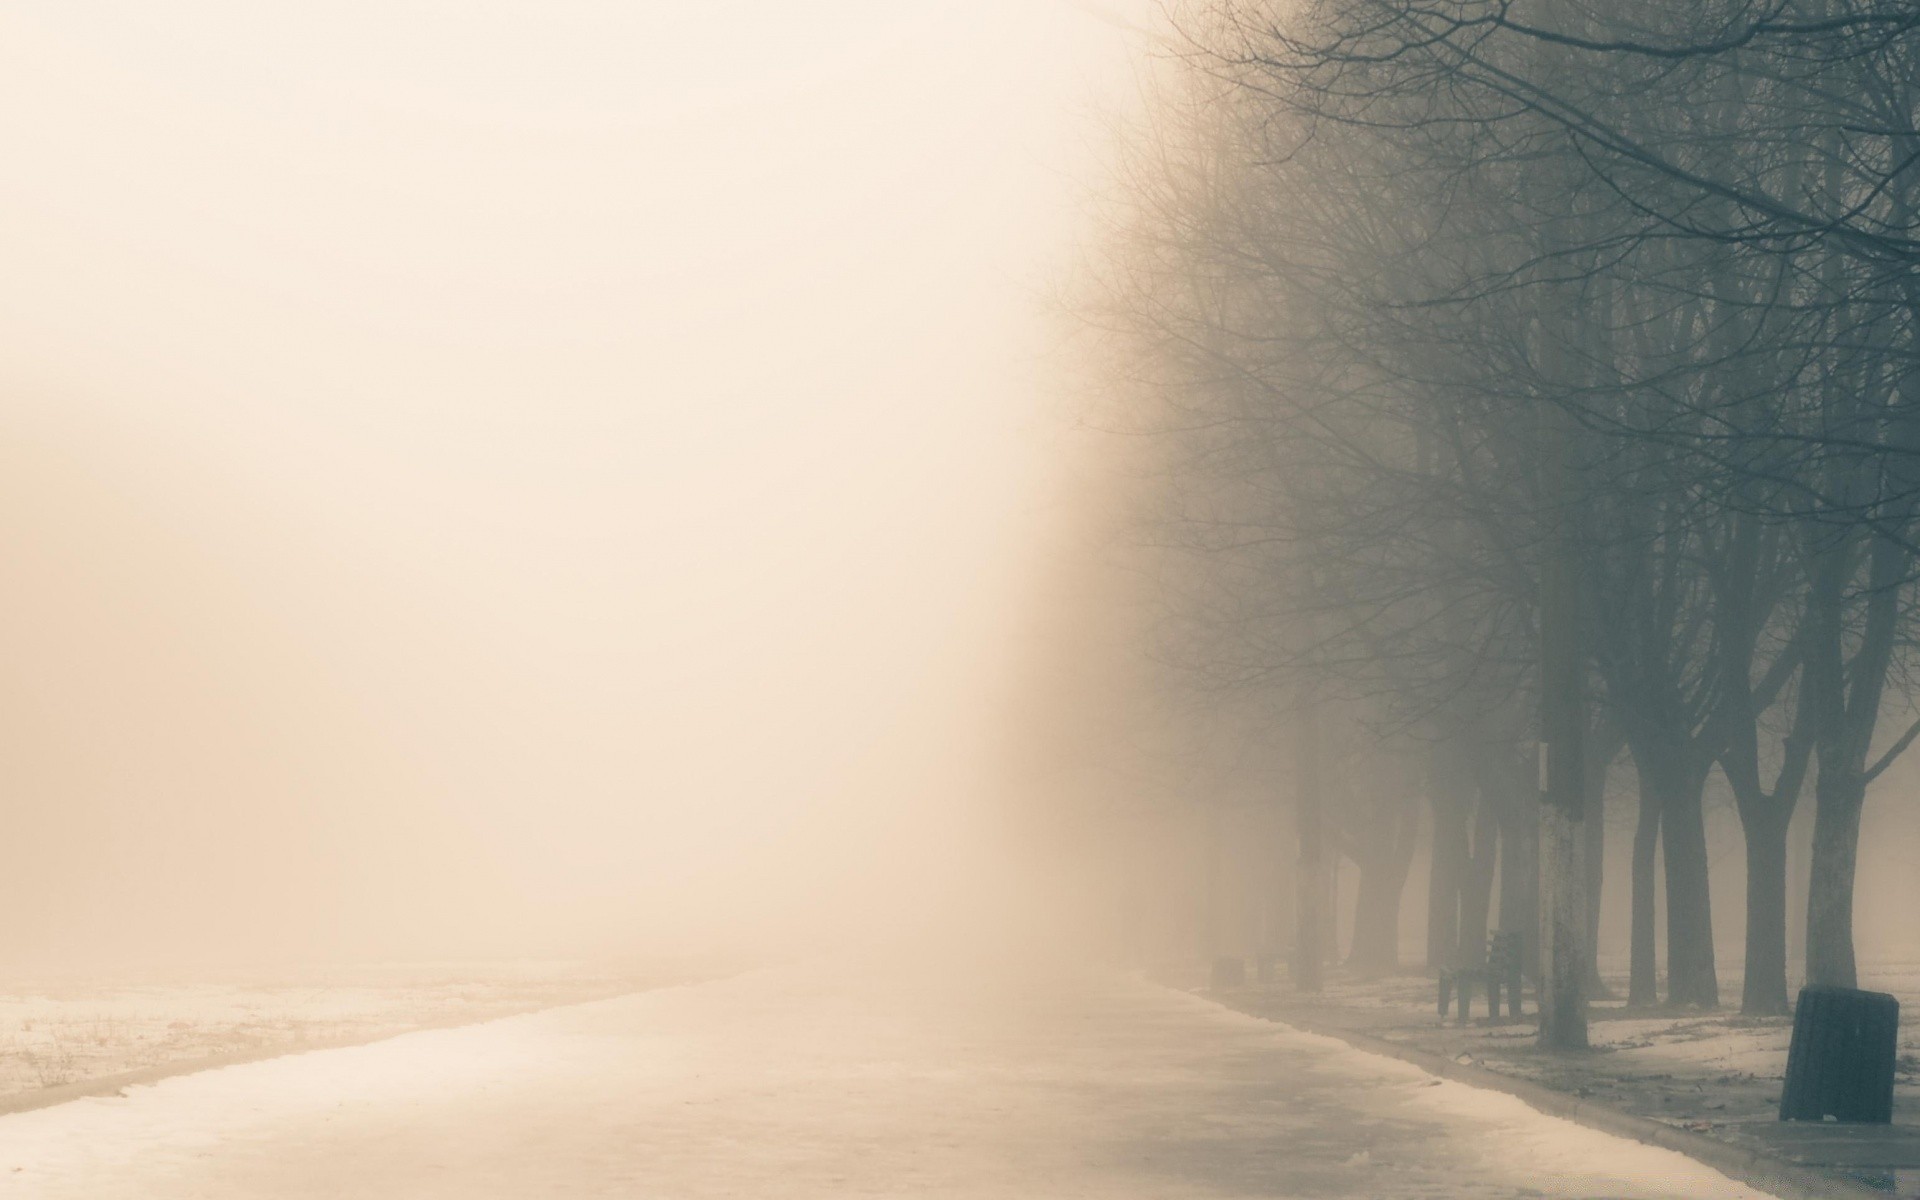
[1437,931,1524,1024]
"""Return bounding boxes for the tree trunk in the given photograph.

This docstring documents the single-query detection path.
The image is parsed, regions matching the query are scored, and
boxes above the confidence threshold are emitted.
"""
[1583,797,1606,990]
[1349,822,1417,975]
[1459,799,1498,967]
[1806,778,1865,989]
[1427,803,1467,971]
[1292,693,1325,991]
[1390,800,1422,971]
[1349,866,1395,973]
[1661,772,1718,1007]
[1787,802,1811,973]
[1625,736,1718,1008]
[1529,15,1592,1052]
[1328,857,1341,965]
[1426,741,1471,971]
[1629,783,1660,1006]
[1540,797,1586,1043]
[1202,806,1222,965]
[1796,516,1904,993]
[1582,726,1618,996]
[1740,802,1791,1015]
[1269,805,1293,972]
[1498,789,1539,976]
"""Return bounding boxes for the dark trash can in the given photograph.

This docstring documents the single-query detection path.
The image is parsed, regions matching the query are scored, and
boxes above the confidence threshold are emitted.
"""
[1779,985,1899,1124]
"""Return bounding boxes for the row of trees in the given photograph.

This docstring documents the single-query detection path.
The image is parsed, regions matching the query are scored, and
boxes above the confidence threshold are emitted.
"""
[1081,0,1920,1036]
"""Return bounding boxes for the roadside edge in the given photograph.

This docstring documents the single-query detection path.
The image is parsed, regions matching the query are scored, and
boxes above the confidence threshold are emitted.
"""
[1200,990,1886,1200]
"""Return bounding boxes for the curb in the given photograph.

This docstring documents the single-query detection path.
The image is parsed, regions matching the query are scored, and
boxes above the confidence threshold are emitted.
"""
[1204,992,1887,1200]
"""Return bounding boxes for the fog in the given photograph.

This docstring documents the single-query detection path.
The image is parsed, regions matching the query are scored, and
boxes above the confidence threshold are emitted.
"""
[0,0,1148,969]
[10,3,1920,1195]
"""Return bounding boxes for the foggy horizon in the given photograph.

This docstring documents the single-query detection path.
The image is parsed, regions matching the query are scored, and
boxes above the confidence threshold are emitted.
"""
[0,0,1151,971]
[6,3,1920,1198]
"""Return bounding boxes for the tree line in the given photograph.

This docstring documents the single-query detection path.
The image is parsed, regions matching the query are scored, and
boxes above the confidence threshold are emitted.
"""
[1075,0,1920,1033]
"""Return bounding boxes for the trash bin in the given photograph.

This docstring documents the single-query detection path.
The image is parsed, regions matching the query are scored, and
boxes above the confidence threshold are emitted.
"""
[1779,985,1899,1123]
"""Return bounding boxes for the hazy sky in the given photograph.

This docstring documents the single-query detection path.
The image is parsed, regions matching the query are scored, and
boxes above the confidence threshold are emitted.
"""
[0,1,1150,966]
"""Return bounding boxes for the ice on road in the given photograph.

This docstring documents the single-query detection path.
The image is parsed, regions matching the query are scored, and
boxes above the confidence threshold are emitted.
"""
[0,960,1774,1198]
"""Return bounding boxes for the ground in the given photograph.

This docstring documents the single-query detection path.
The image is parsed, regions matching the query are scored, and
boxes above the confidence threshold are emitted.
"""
[0,960,688,1100]
[1207,958,1920,1192]
[0,958,1778,1198]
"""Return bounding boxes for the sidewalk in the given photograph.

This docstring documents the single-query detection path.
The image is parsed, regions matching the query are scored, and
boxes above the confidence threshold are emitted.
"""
[0,959,1781,1198]
[1195,964,1920,1197]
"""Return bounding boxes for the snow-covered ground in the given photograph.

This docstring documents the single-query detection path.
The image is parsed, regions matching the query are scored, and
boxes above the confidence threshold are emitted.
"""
[1588,959,1920,1087]
[1211,958,1920,1130]
[0,959,1778,1198]
[0,960,679,1099]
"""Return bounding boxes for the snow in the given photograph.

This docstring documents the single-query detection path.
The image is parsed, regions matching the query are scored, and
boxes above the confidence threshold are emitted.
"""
[1256,1016,1780,1196]
[1589,961,1920,1086]
[0,960,1781,1198]
[1224,958,1920,1119]
[1588,1014,1792,1074]
[0,960,668,1097]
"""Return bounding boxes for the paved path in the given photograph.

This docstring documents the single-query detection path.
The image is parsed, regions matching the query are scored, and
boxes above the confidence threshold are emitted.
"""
[0,960,1777,1197]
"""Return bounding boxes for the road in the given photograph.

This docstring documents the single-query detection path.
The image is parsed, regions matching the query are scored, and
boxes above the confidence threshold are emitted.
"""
[0,959,1775,1198]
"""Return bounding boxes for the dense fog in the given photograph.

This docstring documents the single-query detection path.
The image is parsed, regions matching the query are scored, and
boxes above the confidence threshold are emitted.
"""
[0,0,1150,970]
[3,0,1919,1045]
[11,3,1920,1196]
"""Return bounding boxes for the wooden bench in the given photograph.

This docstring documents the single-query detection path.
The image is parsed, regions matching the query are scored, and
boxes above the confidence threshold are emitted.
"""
[1437,931,1525,1023]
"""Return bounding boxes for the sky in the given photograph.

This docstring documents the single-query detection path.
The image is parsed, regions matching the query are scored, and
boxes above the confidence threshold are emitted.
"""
[0,0,1153,967]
